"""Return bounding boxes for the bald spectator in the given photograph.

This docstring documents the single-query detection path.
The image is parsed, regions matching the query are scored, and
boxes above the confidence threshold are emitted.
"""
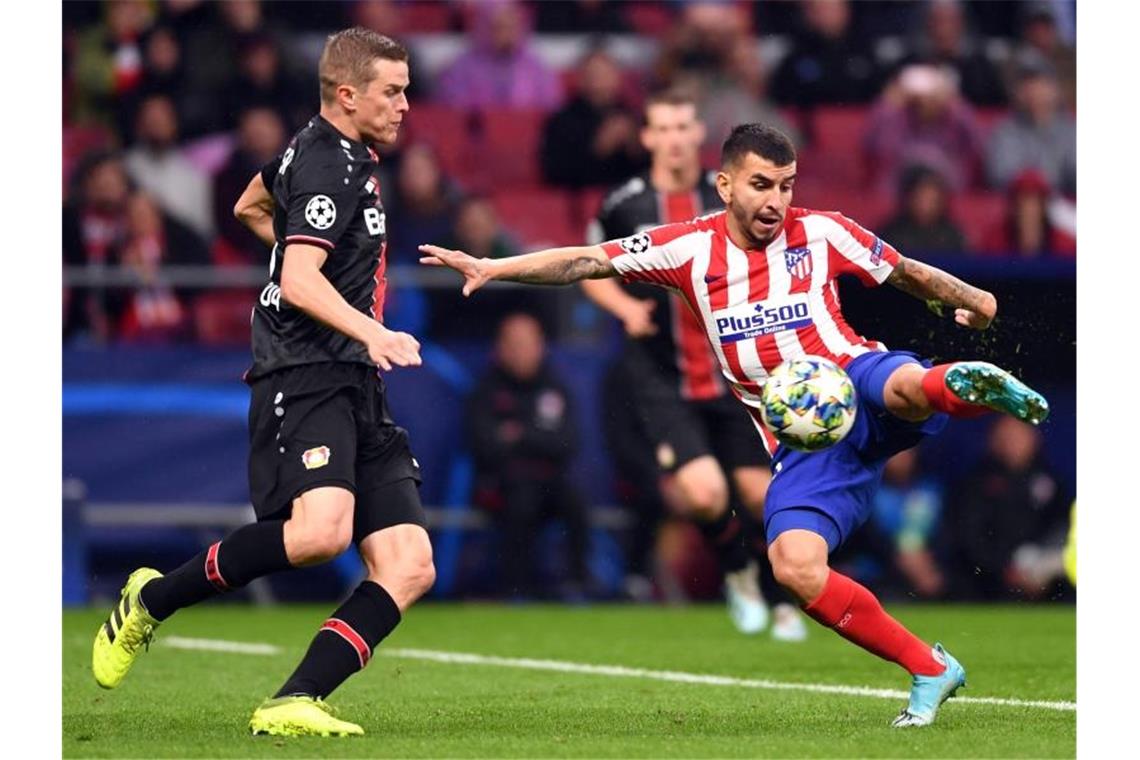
[863,64,983,193]
[437,0,562,110]
[212,107,287,264]
[986,58,1076,197]
[900,0,1007,107]
[540,51,646,188]
[468,314,590,600]
[124,94,214,238]
[771,0,881,106]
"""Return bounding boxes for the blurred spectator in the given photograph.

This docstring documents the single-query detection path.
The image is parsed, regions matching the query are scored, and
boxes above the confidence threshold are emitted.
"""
[124,94,214,238]
[862,64,983,193]
[116,192,209,342]
[981,170,1075,258]
[944,416,1070,600]
[540,51,646,188]
[352,0,430,100]
[63,152,134,341]
[872,449,946,598]
[468,314,590,599]
[899,0,1007,107]
[221,35,311,133]
[879,164,966,255]
[70,0,155,129]
[985,59,1076,197]
[533,0,632,34]
[654,2,750,88]
[771,0,881,107]
[443,196,522,260]
[384,143,463,262]
[436,0,562,109]
[696,35,802,155]
[1009,2,1076,111]
[212,107,287,265]
[180,0,279,114]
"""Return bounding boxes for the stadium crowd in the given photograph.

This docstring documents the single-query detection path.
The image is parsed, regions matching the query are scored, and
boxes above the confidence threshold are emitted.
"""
[62,0,1076,604]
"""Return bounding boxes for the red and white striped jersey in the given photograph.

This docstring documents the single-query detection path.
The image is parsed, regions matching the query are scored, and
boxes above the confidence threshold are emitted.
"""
[600,208,901,454]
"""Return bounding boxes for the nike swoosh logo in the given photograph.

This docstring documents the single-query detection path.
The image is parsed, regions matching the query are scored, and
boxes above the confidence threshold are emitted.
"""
[704,274,722,284]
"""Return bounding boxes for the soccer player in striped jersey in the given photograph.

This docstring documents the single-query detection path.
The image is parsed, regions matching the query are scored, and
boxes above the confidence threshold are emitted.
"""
[420,123,1049,728]
[582,90,803,639]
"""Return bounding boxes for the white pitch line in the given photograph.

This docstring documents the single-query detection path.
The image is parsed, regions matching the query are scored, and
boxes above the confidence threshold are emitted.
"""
[383,648,1077,714]
[162,636,282,656]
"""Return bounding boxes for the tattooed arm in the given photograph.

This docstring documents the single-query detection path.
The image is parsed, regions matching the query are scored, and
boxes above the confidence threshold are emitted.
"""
[418,244,616,296]
[885,255,998,330]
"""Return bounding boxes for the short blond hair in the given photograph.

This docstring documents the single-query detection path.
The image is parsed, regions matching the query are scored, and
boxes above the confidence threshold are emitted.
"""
[318,27,408,104]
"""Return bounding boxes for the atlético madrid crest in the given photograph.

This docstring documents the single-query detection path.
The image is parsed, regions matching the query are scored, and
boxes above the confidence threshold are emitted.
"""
[784,247,813,282]
[302,446,331,470]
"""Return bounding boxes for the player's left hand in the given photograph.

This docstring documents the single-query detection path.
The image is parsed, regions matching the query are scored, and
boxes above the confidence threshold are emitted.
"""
[418,244,491,297]
[954,293,997,330]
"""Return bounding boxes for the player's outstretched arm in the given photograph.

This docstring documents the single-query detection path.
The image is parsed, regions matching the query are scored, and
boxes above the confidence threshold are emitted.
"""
[233,172,276,248]
[281,243,421,371]
[885,255,998,330]
[418,244,617,297]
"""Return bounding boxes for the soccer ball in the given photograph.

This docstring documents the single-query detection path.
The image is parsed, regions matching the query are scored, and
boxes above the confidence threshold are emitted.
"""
[759,357,858,452]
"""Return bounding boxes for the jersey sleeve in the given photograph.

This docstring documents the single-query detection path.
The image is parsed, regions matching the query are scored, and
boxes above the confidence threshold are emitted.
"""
[599,220,703,289]
[280,144,359,251]
[259,154,282,191]
[821,212,901,287]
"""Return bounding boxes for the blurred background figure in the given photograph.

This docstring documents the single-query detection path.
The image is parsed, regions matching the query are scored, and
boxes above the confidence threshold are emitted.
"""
[211,106,287,265]
[534,0,632,34]
[468,314,591,600]
[384,143,463,263]
[981,170,1075,257]
[443,195,522,261]
[124,93,214,238]
[863,63,983,193]
[944,416,1071,600]
[986,57,1076,197]
[220,34,309,133]
[654,1,750,91]
[771,0,881,106]
[436,0,562,109]
[900,0,1007,107]
[879,163,967,255]
[1010,1,1076,111]
[69,0,156,131]
[540,50,646,189]
[839,448,947,600]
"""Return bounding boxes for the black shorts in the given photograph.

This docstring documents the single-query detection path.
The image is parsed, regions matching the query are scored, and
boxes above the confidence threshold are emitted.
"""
[247,362,426,542]
[617,353,768,474]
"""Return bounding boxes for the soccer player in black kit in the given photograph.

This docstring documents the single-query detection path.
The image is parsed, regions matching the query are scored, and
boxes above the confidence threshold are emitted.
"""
[92,28,430,737]
[584,90,805,640]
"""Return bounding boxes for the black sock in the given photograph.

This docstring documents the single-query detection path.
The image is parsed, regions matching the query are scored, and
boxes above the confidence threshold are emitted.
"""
[696,509,749,574]
[274,581,402,699]
[140,520,291,621]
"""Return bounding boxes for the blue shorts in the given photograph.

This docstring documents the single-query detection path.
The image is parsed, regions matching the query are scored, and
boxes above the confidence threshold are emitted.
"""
[763,350,948,552]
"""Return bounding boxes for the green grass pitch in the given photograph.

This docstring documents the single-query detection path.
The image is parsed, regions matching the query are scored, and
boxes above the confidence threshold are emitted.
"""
[63,603,1074,758]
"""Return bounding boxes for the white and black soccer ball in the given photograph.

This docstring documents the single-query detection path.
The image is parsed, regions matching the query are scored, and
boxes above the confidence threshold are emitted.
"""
[305,195,337,230]
[759,357,858,452]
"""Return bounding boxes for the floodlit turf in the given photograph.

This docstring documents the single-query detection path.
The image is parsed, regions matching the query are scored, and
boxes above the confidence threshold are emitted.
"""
[63,603,1074,758]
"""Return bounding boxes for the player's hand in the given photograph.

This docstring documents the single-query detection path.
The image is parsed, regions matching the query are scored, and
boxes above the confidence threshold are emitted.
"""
[955,292,997,330]
[418,244,492,297]
[367,325,422,372]
[620,298,658,338]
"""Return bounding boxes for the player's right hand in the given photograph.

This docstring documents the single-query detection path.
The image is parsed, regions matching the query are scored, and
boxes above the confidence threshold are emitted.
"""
[418,244,491,297]
[621,298,658,338]
[368,325,422,372]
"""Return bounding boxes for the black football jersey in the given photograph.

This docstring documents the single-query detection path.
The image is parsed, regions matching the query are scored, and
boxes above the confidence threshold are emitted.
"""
[587,172,727,400]
[247,115,390,380]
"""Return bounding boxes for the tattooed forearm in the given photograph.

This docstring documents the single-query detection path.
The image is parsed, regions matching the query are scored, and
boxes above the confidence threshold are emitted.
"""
[495,247,617,285]
[886,256,996,315]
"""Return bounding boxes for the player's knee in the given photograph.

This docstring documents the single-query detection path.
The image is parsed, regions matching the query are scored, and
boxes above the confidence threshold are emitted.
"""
[291,522,353,564]
[404,556,436,597]
[769,545,827,600]
[680,478,729,518]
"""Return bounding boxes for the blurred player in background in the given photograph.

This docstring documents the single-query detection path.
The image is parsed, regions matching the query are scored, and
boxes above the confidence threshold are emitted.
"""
[93,28,430,738]
[420,122,1049,728]
[584,89,804,640]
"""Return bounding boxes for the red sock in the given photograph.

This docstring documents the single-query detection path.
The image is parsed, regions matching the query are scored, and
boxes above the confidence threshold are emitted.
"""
[921,364,991,419]
[803,570,944,676]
